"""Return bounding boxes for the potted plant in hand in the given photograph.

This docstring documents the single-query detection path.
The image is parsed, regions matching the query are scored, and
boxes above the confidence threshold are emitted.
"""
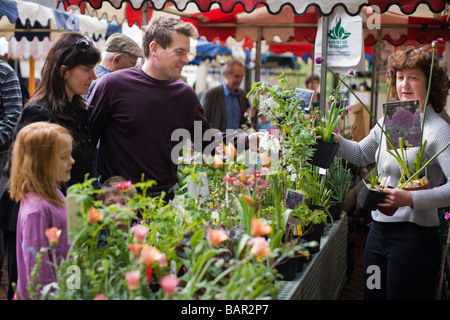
[316,41,450,216]
[308,59,353,169]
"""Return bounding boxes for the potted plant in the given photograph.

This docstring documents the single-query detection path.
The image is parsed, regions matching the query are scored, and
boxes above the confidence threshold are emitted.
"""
[327,155,354,220]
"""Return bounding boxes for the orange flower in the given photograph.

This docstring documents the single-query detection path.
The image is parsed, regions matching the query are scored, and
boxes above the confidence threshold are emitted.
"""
[125,270,141,290]
[206,228,229,246]
[128,243,142,255]
[251,218,272,236]
[45,227,61,245]
[224,143,237,160]
[140,245,163,266]
[243,195,255,207]
[239,169,247,184]
[262,152,272,167]
[214,154,224,169]
[248,237,271,258]
[87,208,103,224]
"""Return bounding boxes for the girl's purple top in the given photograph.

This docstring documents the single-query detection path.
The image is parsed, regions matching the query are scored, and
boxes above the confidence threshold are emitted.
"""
[16,190,69,300]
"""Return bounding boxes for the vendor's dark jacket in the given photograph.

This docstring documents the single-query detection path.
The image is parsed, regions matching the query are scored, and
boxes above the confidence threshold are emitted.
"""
[200,85,257,132]
[0,99,94,231]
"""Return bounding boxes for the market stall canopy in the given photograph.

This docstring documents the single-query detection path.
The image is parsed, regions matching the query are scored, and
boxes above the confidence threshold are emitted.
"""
[57,0,448,23]
[0,0,120,43]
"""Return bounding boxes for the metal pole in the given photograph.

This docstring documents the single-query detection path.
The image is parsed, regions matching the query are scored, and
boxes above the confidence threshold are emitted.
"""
[319,16,329,115]
[255,27,262,82]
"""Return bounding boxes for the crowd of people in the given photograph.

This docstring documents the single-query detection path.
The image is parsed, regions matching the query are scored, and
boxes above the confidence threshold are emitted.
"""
[0,14,449,300]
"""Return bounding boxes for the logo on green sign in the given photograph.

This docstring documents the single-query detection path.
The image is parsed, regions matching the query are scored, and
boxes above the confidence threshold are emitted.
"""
[328,17,351,40]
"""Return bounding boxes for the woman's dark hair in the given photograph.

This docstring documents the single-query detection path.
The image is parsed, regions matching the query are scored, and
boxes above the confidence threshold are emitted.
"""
[30,32,100,119]
[387,44,449,113]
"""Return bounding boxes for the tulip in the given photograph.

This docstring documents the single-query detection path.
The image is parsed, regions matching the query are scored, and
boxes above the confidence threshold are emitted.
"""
[243,195,255,207]
[248,237,271,258]
[224,143,237,160]
[132,225,149,243]
[251,218,272,236]
[93,293,108,300]
[114,180,132,191]
[160,274,179,296]
[45,227,61,245]
[140,245,163,266]
[261,152,271,167]
[125,270,141,290]
[128,243,142,255]
[239,169,247,184]
[213,154,224,169]
[87,208,103,224]
[206,228,229,246]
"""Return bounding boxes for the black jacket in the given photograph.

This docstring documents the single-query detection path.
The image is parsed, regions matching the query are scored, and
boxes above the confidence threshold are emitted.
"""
[0,99,94,231]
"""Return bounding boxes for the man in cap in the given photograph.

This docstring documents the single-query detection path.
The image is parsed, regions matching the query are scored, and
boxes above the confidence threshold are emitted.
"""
[85,33,143,99]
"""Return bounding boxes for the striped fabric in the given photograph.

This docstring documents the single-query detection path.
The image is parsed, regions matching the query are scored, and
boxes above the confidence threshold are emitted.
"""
[0,60,22,148]
[338,106,450,227]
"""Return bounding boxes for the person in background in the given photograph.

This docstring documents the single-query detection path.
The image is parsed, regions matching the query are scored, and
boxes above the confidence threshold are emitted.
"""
[85,33,143,99]
[10,122,74,300]
[88,16,263,203]
[201,59,257,132]
[0,32,100,300]
[333,44,450,299]
[0,57,23,289]
[305,72,321,109]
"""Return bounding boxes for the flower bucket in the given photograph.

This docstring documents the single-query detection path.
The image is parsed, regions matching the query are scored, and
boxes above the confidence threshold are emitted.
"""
[308,139,340,169]
[275,256,299,281]
[358,180,386,211]
[328,201,343,222]
[377,179,430,216]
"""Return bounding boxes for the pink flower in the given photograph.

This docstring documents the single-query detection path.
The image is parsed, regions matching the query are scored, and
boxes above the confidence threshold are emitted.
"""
[431,40,438,48]
[114,180,132,191]
[315,57,324,64]
[345,106,351,111]
[93,293,108,300]
[248,237,271,258]
[160,274,179,296]
[445,212,450,220]
[125,270,141,290]
[132,225,149,243]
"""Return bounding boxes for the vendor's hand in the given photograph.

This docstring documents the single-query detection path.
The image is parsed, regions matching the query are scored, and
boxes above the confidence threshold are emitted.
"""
[378,187,413,208]
[248,131,265,152]
[333,134,341,144]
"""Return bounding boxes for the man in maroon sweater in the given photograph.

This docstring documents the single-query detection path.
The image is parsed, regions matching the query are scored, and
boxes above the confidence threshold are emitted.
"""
[87,16,262,199]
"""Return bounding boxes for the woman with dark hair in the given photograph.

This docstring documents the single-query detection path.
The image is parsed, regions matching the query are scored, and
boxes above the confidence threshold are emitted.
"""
[334,44,450,299]
[0,32,100,300]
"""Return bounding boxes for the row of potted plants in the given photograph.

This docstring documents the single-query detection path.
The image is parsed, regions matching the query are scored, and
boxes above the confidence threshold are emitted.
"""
[26,69,359,300]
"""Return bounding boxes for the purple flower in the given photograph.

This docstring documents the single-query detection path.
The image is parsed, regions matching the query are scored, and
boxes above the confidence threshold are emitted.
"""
[431,40,437,48]
[388,133,403,149]
[391,109,414,131]
[405,127,421,147]
[315,57,324,64]
[348,69,354,76]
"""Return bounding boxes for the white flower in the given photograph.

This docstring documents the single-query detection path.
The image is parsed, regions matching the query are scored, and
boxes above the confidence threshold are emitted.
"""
[259,132,281,153]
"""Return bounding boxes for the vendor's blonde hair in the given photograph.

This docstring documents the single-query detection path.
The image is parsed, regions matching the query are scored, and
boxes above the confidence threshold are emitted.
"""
[9,122,73,207]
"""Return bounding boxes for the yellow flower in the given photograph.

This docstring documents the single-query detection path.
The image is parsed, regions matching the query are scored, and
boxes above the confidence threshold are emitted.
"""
[87,208,103,224]
[251,218,272,236]
[206,227,229,246]
[45,227,61,245]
